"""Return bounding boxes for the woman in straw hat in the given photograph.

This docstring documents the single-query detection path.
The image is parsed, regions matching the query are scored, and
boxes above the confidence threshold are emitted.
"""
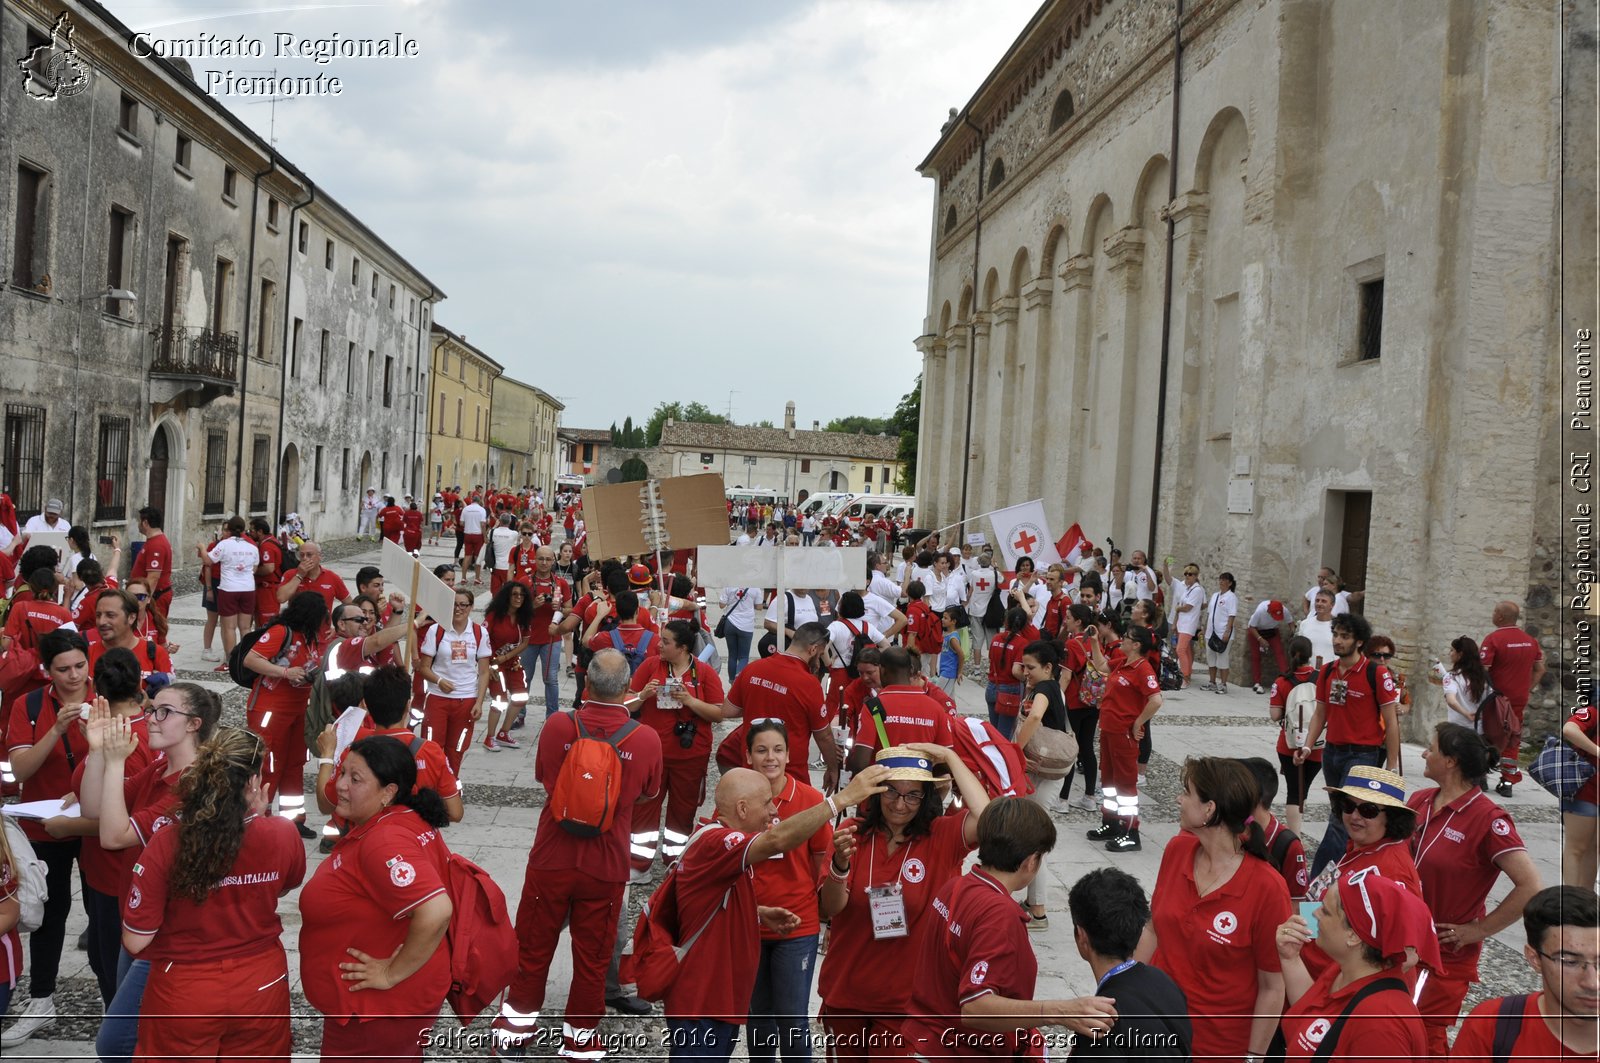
[1297,765,1427,983]
[1275,867,1436,1060]
[815,743,989,1062]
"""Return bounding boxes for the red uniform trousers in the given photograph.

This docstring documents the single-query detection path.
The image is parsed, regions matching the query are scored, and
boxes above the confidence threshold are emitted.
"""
[150,585,173,620]
[826,667,849,720]
[255,587,281,626]
[320,1012,437,1061]
[1416,964,1473,1057]
[422,694,477,777]
[819,1004,905,1063]
[1099,727,1141,831]
[381,527,401,544]
[1248,628,1289,685]
[247,694,308,816]
[490,569,508,594]
[629,751,710,872]
[403,529,422,553]
[490,661,529,726]
[136,946,291,1063]
[504,865,624,1049]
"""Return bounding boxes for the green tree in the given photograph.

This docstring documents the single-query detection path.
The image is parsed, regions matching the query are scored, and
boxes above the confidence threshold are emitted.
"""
[644,400,729,446]
[609,421,620,447]
[619,456,650,482]
[890,375,920,494]
[823,415,890,435]
[621,415,636,449]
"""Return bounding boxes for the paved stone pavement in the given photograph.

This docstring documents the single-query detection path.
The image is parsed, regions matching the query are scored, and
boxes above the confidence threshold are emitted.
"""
[4,537,1559,1059]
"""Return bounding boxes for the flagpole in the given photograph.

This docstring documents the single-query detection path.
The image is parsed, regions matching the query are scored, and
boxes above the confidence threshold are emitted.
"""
[921,499,1052,545]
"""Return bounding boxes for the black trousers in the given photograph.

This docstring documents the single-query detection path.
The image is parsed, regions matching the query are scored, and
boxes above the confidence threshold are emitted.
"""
[27,838,81,999]
[1060,707,1099,798]
[83,882,123,1005]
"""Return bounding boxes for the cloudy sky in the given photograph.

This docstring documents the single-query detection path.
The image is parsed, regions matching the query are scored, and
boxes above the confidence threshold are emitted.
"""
[114,0,1040,430]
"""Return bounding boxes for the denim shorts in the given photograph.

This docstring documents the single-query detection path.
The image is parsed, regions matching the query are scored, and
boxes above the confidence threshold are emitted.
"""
[1561,796,1599,817]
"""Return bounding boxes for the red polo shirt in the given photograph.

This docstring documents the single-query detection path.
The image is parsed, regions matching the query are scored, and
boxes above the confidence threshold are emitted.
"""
[629,657,724,760]
[1451,993,1586,1062]
[664,824,761,1023]
[130,532,173,594]
[1479,626,1544,707]
[6,684,91,841]
[903,868,1040,1059]
[1315,655,1398,747]
[728,652,829,784]
[753,776,831,939]
[3,599,72,652]
[1100,658,1161,728]
[70,722,154,895]
[1407,787,1526,979]
[1281,966,1426,1060]
[525,576,571,646]
[1150,832,1290,1062]
[851,684,955,755]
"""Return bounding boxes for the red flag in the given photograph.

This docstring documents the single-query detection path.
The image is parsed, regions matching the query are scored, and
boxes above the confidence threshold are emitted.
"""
[1055,523,1089,568]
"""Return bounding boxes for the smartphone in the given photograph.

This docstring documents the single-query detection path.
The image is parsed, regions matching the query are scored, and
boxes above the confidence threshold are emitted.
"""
[98,535,114,546]
[1298,900,1321,939]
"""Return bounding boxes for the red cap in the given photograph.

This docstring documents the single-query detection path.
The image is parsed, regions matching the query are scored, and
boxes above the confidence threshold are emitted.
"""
[1267,600,1286,621]
[1336,869,1443,974]
[627,563,652,588]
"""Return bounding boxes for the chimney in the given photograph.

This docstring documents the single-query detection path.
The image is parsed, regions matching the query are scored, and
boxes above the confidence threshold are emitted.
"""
[784,401,796,431]
[812,420,819,431]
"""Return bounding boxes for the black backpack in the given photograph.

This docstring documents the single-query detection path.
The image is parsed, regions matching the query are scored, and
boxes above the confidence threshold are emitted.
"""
[228,621,285,689]
[842,619,873,680]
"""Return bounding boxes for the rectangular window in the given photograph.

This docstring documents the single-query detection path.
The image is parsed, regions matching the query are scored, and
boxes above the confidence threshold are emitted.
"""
[118,92,138,137]
[11,163,50,290]
[212,257,232,335]
[325,239,334,270]
[1357,278,1384,362]
[94,416,130,521]
[381,451,389,489]
[313,444,324,492]
[250,435,270,511]
[801,459,811,474]
[174,133,192,172]
[257,279,275,361]
[341,447,350,490]
[297,220,308,253]
[3,404,45,518]
[438,392,446,432]
[474,407,480,441]
[370,272,377,298]
[351,256,360,286]
[456,399,463,437]
[367,350,376,398]
[346,341,356,393]
[383,357,394,408]
[21,26,52,89]
[409,297,417,323]
[266,197,280,231]
[864,465,873,484]
[318,330,329,385]
[582,443,594,462]
[882,466,890,485]
[203,430,227,514]
[222,165,237,202]
[388,283,396,308]
[291,318,302,376]
[106,206,134,316]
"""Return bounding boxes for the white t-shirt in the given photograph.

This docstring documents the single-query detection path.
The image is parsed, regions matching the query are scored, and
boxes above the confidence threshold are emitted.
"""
[1124,567,1157,602]
[965,563,999,617]
[207,536,261,593]
[1442,671,1490,730]
[718,586,760,633]
[421,621,492,697]
[765,592,819,630]
[1009,578,1051,629]
[735,533,754,547]
[944,566,969,609]
[1303,585,1351,616]
[861,590,897,631]
[22,514,67,534]
[489,526,519,571]
[1296,617,1336,668]
[62,548,94,578]
[827,618,886,668]
[1206,590,1238,640]
[1173,581,1206,636]
[868,571,900,603]
[922,570,950,612]
[1248,601,1284,631]
[460,503,488,536]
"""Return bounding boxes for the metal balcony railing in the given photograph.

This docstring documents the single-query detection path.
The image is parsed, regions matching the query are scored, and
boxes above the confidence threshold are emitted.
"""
[149,324,240,385]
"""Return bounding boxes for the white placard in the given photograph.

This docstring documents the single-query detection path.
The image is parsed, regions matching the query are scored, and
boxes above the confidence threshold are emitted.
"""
[965,533,989,547]
[25,530,69,560]
[3,799,82,820]
[696,546,867,591]
[378,537,454,625]
[1227,479,1255,515]
[379,537,419,587]
[333,706,367,761]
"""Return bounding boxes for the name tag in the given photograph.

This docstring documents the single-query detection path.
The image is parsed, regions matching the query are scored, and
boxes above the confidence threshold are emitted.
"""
[868,882,908,939]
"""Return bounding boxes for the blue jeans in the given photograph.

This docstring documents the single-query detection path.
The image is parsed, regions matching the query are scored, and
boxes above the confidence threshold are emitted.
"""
[724,626,753,683]
[747,934,819,1062]
[521,641,563,718]
[96,950,150,1063]
[668,1017,741,1061]
[1309,744,1386,877]
[986,681,1020,739]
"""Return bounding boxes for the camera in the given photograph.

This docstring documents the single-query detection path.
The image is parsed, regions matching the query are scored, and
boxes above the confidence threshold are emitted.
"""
[672,720,697,749]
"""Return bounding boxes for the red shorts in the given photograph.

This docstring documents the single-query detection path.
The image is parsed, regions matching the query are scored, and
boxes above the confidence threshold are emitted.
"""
[216,589,256,618]
[464,535,484,556]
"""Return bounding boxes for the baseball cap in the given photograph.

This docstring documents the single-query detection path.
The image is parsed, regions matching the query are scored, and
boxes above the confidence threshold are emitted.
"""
[1267,600,1286,621]
[44,498,62,514]
[627,563,653,588]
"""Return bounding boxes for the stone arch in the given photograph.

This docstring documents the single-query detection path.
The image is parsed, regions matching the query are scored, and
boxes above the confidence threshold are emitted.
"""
[1040,220,1070,275]
[981,267,1001,310]
[1191,107,1250,194]
[1007,248,1032,297]
[957,285,973,322]
[939,300,952,334]
[279,443,300,519]
[987,157,1006,192]
[1048,89,1075,132]
[944,205,958,235]
[144,415,185,529]
[1132,155,1170,233]
[1078,193,1114,258]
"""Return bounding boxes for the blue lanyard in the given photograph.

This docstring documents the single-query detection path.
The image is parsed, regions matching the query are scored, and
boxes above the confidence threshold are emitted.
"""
[1096,960,1137,994]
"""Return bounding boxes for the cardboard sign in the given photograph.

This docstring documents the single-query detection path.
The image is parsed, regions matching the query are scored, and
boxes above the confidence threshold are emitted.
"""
[697,545,867,592]
[26,530,69,561]
[378,538,455,626]
[582,474,730,562]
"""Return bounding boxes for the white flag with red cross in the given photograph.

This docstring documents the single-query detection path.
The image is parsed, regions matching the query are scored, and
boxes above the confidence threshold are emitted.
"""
[988,500,1060,572]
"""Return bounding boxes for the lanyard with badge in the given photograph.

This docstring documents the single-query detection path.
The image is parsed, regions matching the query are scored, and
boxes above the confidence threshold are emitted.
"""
[864,834,911,939]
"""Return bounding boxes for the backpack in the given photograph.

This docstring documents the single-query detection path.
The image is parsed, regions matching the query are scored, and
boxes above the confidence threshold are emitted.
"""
[608,628,655,675]
[619,824,733,1001]
[1078,661,1107,707]
[910,603,940,654]
[949,714,1034,799]
[442,849,518,1025]
[549,714,641,837]
[841,620,873,680]
[228,622,285,689]
[1268,824,1301,878]
[1489,993,1529,1063]
[1283,678,1320,749]
[1478,685,1516,748]
[1,815,47,933]
[1158,643,1184,691]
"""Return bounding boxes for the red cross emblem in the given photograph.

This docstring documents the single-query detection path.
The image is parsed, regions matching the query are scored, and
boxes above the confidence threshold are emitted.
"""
[975,577,990,592]
[1012,530,1037,554]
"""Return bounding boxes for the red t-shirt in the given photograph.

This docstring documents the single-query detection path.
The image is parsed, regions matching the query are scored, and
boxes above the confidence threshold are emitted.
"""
[6,684,91,841]
[585,625,657,668]
[903,868,1040,1059]
[3,599,72,652]
[1567,705,1599,805]
[70,721,154,895]
[851,684,955,755]
[377,505,405,536]
[1280,966,1426,1060]
[255,537,284,592]
[1061,634,1091,709]
[836,677,880,735]
[529,703,663,884]
[298,806,451,1019]
[1300,839,1425,981]
[124,814,305,964]
[323,725,462,808]
[131,532,173,593]
[753,776,831,939]
[1407,788,1526,979]
[629,657,725,760]
[328,634,398,675]
[1315,655,1399,747]
[246,625,318,712]
[525,576,571,646]
[282,567,348,638]
[728,653,829,784]
[1150,832,1290,1061]
[986,628,1034,684]
[1451,993,1586,1062]
[1272,665,1323,758]
[485,612,527,655]
[402,508,423,540]
[1479,626,1544,707]
[664,824,761,1023]
[1264,815,1309,900]
[87,635,172,678]
[1100,657,1161,728]
[817,811,972,1012]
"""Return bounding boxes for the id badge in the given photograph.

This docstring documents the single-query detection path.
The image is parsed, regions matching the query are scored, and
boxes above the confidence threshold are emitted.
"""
[1329,678,1348,706]
[867,882,908,939]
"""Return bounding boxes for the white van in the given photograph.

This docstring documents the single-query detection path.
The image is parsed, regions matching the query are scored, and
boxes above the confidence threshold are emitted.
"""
[797,493,852,520]
[834,494,917,526]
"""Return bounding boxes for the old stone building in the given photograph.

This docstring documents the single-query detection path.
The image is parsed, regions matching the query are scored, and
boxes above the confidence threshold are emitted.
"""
[915,0,1571,728]
[558,426,619,484]
[425,322,500,494]
[1,0,441,557]
[489,374,563,494]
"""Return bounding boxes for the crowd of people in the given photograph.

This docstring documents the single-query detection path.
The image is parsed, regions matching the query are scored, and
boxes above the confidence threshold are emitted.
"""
[0,484,1593,1061]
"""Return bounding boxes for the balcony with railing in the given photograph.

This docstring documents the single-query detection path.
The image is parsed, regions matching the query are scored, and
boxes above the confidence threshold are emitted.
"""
[148,324,240,403]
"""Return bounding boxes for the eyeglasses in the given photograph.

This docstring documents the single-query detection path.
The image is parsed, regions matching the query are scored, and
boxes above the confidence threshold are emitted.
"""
[149,704,197,723]
[1331,794,1387,820]
[1535,949,1600,974]
[1370,652,1393,660]
[133,594,148,601]
[883,788,925,806]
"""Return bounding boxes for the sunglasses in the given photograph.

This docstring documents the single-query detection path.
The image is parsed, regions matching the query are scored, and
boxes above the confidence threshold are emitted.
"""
[1331,794,1387,820]
[1369,652,1393,660]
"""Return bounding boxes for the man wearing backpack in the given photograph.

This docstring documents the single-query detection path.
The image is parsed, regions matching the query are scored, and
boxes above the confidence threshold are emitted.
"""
[846,648,955,773]
[1449,885,1597,1062]
[494,649,663,1061]
[1479,600,1547,796]
[583,590,656,675]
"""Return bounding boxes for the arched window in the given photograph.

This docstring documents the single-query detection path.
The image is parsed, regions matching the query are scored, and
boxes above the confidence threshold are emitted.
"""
[944,205,958,235]
[1049,90,1075,132]
[988,158,1005,191]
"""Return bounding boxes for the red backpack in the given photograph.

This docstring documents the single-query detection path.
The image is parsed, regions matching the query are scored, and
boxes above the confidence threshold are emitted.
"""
[549,714,641,837]
[949,714,1034,799]
[619,825,732,1001]
[909,602,940,654]
[443,851,518,1025]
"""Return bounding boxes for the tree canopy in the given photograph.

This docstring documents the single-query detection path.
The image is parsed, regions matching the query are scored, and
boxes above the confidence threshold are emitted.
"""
[644,401,729,446]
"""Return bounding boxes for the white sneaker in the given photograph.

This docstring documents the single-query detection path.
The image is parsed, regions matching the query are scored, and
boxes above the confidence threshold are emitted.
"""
[201,647,220,662]
[1074,794,1099,812]
[2,996,56,1047]
[1046,795,1070,814]
[1137,772,1147,788]
[1252,683,1265,695]
[1200,681,1217,693]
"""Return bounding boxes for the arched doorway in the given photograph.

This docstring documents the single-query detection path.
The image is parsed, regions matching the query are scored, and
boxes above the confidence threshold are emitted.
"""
[147,427,169,516]
[413,457,423,496]
[358,451,373,493]
[826,470,846,491]
[279,444,300,519]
